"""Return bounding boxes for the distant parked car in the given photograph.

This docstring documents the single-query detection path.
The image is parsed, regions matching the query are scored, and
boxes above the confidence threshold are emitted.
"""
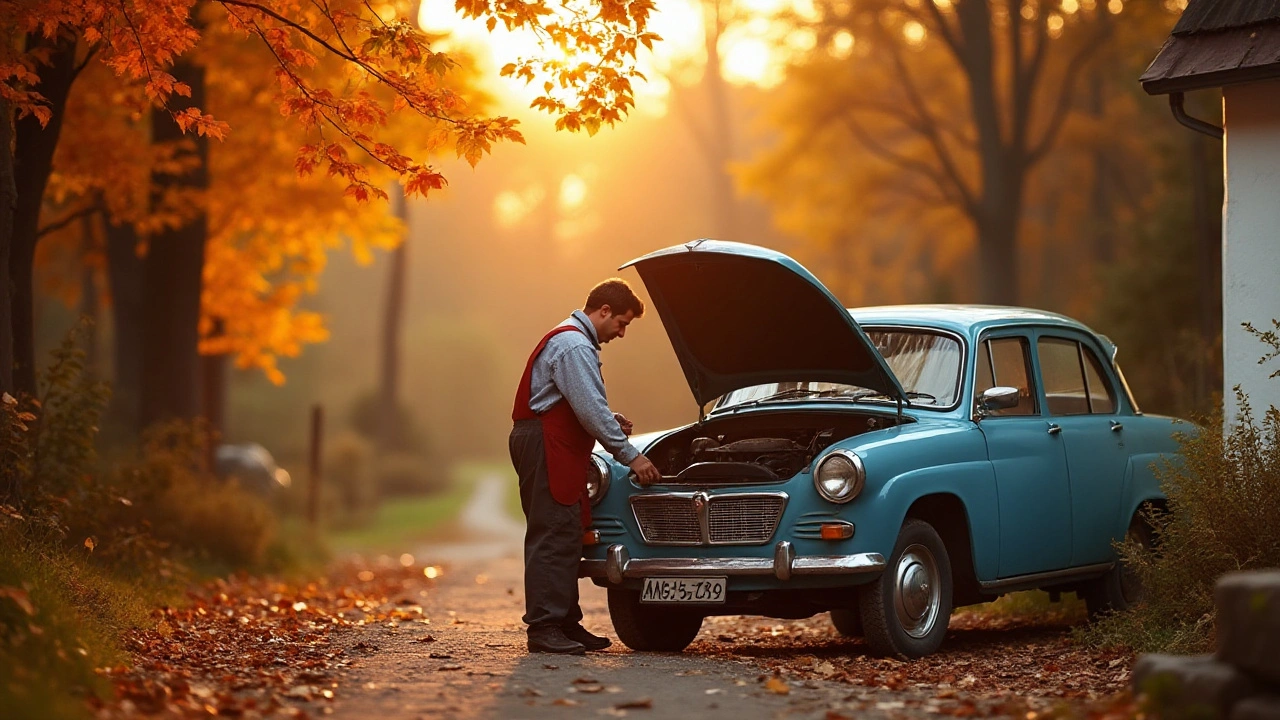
[214,443,291,494]
[580,240,1183,658]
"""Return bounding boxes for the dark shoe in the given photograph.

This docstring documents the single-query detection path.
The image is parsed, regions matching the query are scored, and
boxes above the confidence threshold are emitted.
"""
[528,627,586,655]
[562,624,612,651]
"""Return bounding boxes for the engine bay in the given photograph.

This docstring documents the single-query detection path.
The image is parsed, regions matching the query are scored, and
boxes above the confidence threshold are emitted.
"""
[647,411,908,484]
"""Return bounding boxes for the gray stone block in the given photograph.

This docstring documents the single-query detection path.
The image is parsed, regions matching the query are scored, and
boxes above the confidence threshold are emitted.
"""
[1216,570,1280,685]
[1133,654,1258,720]
[1231,695,1280,720]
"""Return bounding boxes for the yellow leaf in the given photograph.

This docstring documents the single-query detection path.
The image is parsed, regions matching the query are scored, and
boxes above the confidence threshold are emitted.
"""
[83,537,96,552]
[765,677,789,695]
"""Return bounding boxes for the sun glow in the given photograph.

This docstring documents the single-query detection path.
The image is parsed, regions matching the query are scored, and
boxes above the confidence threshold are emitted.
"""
[417,0,802,114]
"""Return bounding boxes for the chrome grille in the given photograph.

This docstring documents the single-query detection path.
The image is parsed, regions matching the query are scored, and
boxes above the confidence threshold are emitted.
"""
[708,496,786,544]
[631,492,787,546]
[632,496,701,545]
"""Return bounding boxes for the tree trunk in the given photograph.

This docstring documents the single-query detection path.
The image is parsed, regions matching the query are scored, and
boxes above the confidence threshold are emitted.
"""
[104,218,143,436]
[0,97,16,395]
[138,57,209,429]
[976,197,1020,306]
[11,35,78,395]
[201,318,227,444]
[954,1,1022,306]
[377,188,408,450]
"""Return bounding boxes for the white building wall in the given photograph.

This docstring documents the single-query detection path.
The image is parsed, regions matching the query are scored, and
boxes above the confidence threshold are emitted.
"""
[1223,79,1280,418]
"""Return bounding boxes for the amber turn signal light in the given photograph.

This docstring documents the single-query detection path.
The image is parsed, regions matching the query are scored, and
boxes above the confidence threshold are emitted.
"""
[582,530,602,546]
[819,523,854,540]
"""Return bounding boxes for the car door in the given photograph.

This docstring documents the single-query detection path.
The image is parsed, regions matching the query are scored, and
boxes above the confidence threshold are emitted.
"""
[1034,333,1131,567]
[975,332,1073,577]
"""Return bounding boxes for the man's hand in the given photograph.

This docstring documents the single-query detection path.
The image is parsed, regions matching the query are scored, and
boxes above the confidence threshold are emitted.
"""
[629,454,661,486]
[613,412,633,436]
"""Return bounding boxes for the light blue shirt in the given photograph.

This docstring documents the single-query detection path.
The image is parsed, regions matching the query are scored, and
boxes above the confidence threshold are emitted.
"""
[526,310,639,465]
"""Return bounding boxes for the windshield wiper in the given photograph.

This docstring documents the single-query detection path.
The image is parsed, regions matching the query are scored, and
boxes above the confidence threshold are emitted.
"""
[722,387,821,413]
[837,389,938,404]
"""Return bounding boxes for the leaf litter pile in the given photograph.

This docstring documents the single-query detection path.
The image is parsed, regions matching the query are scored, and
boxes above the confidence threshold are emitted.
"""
[693,604,1140,719]
[92,561,438,718]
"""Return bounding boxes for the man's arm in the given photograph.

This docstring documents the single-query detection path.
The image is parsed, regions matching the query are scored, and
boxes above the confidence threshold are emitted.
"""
[553,345,640,465]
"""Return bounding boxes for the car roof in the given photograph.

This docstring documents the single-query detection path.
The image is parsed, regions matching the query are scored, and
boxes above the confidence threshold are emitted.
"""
[849,304,1097,338]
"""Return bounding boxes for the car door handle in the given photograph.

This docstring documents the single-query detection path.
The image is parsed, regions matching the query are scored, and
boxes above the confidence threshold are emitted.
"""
[1110,421,1123,432]
[1047,423,1061,435]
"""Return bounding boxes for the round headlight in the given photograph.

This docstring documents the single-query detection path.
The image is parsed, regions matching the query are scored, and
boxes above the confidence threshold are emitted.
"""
[587,454,611,505]
[814,450,865,503]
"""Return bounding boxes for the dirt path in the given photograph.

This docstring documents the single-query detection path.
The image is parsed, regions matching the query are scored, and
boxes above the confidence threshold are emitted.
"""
[319,477,998,720]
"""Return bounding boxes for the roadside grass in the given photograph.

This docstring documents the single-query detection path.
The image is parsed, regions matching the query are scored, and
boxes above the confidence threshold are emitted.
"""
[327,460,516,555]
[0,525,176,720]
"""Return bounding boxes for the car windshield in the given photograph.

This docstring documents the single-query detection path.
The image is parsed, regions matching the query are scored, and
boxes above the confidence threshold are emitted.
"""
[712,329,963,411]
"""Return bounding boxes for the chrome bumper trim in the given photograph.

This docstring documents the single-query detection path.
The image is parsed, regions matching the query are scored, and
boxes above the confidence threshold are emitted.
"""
[579,543,886,583]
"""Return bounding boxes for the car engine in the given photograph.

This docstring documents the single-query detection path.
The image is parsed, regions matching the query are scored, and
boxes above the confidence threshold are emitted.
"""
[647,411,900,484]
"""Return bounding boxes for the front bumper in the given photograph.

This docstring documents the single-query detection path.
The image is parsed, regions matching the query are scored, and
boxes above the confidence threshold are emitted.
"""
[579,541,886,584]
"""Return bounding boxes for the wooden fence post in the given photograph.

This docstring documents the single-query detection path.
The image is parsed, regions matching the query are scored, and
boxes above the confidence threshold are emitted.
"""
[307,404,323,531]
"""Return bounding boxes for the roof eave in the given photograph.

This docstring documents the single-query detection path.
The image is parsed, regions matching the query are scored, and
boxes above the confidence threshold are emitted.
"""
[1143,62,1280,95]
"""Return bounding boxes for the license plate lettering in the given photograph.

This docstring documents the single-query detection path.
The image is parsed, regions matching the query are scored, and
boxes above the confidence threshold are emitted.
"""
[640,577,726,604]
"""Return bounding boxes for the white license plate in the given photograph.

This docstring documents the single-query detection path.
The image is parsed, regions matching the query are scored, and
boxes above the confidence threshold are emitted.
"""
[640,577,726,604]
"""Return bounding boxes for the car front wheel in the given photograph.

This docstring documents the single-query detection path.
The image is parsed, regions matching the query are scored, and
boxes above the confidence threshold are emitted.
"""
[829,606,863,637]
[857,518,953,658]
[607,588,703,652]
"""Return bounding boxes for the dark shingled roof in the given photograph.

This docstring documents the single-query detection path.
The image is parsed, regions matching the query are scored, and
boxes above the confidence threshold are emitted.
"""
[1142,0,1280,94]
[1172,0,1280,35]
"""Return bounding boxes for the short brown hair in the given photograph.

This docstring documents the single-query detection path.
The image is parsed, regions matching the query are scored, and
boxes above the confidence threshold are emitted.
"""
[584,278,644,318]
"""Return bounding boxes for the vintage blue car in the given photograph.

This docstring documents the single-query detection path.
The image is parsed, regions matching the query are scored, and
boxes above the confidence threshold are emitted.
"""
[579,240,1182,658]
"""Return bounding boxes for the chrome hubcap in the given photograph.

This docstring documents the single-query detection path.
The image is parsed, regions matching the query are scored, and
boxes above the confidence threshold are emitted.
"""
[894,544,941,639]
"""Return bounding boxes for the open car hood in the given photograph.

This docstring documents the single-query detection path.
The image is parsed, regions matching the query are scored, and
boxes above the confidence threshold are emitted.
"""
[621,240,906,408]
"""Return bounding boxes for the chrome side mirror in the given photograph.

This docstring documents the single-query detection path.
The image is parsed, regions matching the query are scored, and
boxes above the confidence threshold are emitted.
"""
[974,386,1020,420]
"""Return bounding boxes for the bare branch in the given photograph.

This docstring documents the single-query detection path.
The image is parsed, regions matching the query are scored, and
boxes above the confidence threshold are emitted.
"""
[37,205,98,239]
[919,0,964,60]
[71,43,100,82]
[839,112,964,211]
[878,28,977,214]
[1012,0,1051,154]
[1025,20,1113,166]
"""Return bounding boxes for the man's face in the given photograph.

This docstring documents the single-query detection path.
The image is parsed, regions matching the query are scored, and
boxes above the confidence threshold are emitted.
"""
[598,307,636,343]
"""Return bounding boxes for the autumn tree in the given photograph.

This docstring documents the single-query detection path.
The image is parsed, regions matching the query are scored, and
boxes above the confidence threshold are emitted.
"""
[2,0,659,423]
[744,0,1178,305]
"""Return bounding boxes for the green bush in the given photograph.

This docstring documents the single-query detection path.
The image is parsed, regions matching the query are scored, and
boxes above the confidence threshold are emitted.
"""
[1,331,286,719]
[1081,388,1280,653]
[347,392,429,454]
[98,421,277,571]
[375,452,448,497]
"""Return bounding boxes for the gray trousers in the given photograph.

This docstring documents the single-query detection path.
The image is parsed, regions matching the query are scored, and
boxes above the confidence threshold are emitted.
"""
[509,419,584,634]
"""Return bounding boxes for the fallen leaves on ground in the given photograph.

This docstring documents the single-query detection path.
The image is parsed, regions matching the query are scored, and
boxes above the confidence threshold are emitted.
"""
[91,560,440,718]
[695,608,1139,717]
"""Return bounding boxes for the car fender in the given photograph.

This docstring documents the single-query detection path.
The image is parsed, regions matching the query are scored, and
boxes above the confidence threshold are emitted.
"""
[1112,415,1184,539]
[838,422,999,581]
[1116,452,1175,537]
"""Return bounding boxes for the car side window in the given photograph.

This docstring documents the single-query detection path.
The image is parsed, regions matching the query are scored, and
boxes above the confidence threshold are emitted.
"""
[977,337,1037,416]
[1038,338,1090,415]
[1081,346,1117,414]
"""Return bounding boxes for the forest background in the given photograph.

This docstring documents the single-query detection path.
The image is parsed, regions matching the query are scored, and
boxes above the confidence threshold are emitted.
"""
[9,0,1217,509]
